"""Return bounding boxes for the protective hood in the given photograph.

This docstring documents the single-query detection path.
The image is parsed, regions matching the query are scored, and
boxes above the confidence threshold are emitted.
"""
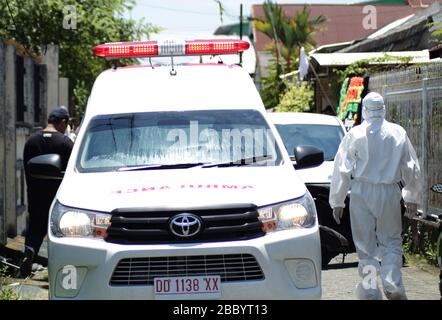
[362,92,385,120]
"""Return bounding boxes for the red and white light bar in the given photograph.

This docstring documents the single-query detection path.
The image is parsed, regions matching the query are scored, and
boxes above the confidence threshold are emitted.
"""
[93,39,250,59]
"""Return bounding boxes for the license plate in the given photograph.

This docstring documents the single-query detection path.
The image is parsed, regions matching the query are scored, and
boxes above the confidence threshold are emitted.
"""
[154,275,221,299]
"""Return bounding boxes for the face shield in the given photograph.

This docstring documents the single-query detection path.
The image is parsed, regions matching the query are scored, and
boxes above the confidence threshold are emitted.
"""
[362,106,385,120]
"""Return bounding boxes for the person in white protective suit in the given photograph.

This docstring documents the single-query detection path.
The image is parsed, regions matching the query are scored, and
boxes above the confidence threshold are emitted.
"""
[329,92,422,300]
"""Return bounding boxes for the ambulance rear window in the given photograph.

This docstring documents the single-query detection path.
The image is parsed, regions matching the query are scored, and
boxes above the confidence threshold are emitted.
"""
[77,109,283,172]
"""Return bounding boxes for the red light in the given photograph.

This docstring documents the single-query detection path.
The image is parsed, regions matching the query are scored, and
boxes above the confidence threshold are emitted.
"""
[186,40,250,55]
[93,41,159,59]
[93,39,250,59]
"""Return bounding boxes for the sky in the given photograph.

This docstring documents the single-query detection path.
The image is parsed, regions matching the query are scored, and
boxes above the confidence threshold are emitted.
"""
[130,0,366,37]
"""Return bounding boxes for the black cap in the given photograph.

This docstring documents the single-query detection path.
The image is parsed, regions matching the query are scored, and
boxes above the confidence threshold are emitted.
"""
[49,107,70,120]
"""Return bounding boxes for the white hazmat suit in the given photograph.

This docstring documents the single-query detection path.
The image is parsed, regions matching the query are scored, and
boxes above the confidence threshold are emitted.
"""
[329,92,422,300]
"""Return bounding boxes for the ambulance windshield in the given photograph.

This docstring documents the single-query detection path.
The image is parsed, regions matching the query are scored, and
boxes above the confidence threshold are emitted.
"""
[77,109,283,172]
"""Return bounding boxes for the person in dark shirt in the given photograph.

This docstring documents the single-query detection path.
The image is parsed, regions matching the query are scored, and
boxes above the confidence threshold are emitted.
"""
[19,107,74,278]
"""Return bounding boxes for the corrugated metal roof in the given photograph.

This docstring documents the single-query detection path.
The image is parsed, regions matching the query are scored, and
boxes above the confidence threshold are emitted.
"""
[251,3,430,52]
[339,2,442,52]
[367,14,414,39]
[311,41,355,54]
[310,50,430,66]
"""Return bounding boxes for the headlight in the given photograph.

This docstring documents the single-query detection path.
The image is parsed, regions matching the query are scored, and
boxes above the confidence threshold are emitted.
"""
[257,192,317,232]
[50,201,111,239]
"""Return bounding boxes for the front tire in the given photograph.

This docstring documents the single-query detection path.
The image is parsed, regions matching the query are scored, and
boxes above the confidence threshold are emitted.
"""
[321,247,338,269]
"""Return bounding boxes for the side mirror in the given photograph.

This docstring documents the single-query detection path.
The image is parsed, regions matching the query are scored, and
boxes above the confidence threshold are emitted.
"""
[28,154,64,180]
[294,145,324,170]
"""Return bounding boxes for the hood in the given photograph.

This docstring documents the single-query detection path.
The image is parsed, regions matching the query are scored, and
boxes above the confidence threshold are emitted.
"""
[57,166,307,212]
[295,161,334,185]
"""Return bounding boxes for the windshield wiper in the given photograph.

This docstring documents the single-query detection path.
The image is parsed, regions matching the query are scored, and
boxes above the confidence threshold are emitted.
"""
[117,163,207,171]
[202,155,273,168]
[118,155,274,171]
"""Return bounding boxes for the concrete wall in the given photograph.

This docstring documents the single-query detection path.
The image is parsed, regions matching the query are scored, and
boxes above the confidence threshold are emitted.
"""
[0,42,6,245]
[16,127,29,236]
[58,77,69,109]
[37,65,48,127]
[42,45,59,115]
[4,44,17,238]
[0,40,63,245]
[17,55,35,236]
[23,56,35,125]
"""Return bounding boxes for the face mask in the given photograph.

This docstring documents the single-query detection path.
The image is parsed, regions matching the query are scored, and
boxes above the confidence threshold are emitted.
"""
[362,107,385,120]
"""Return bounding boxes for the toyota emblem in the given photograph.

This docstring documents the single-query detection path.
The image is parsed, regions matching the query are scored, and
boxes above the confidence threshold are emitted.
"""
[169,213,202,238]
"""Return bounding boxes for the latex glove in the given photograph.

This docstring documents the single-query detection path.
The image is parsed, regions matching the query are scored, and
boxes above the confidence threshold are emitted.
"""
[333,207,344,225]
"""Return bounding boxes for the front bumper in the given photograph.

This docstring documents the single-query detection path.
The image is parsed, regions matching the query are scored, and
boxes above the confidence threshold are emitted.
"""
[48,226,321,300]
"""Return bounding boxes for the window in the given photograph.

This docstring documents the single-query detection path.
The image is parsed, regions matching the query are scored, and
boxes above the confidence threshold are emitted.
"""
[77,109,282,172]
[275,124,344,161]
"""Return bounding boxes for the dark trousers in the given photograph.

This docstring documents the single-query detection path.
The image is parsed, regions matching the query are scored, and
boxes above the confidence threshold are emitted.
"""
[25,207,50,256]
[25,186,56,256]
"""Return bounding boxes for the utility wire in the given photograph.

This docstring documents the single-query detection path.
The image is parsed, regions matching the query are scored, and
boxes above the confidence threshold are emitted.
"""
[137,1,239,20]
[4,0,33,57]
[137,2,220,16]
[5,0,18,32]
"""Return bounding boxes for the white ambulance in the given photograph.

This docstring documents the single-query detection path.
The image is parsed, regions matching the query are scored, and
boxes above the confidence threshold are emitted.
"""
[28,39,323,299]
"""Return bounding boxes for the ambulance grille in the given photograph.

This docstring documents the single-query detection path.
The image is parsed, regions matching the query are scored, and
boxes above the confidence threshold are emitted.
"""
[105,205,265,244]
[109,254,264,286]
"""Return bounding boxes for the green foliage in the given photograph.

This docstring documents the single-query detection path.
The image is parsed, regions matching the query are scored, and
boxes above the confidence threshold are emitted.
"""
[428,21,442,44]
[0,286,19,300]
[254,1,325,107]
[275,81,313,112]
[420,231,438,265]
[333,54,413,87]
[0,265,19,300]
[253,1,325,73]
[402,222,439,266]
[290,5,326,52]
[253,1,286,68]
[260,59,286,109]
[0,0,160,117]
